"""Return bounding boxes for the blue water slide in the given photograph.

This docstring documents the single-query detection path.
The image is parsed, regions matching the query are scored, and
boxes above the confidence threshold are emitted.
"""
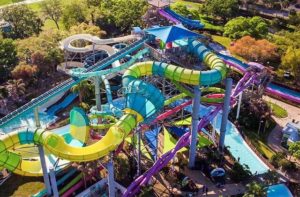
[46,93,78,115]
[164,7,204,29]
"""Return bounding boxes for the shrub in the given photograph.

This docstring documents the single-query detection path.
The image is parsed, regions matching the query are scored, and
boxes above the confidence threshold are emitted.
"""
[279,159,296,172]
[229,162,252,182]
[270,152,285,168]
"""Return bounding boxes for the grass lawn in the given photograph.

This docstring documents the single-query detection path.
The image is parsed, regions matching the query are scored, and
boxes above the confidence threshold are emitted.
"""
[0,0,23,6]
[173,0,203,9]
[266,101,288,118]
[27,0,65,30]
[243,119,277,160]
[0,175,44,196]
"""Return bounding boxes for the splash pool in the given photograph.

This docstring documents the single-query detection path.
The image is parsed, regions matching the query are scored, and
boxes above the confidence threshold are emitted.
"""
[267,184,293,197]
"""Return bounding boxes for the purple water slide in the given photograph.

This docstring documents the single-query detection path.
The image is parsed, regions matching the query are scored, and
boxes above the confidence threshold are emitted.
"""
[123,72,258,197]
[158,9,181,24]
[223,59,300,104]
[265,86,300,104]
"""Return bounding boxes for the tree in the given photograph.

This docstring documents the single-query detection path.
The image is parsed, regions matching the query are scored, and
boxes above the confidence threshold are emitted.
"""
[101,0,148,31]
[288,142,300,159]
[281,47,300,83]
[229,36,279,64]
[243,181,267,197]
[203,0,239,22]
[69,23,106,37]
[263,170,279,185]
[40,0,63,29]
[71,80,93,103]
[172,3,193,18]
[17,29,64,75]
[224,16,268,39]
[62,1,87,29]
[11,63,38,80]
[0,38,18,82]
[85,0,102,24]
[6,79,26,102]
[229,162,252,182]
[1,5,43,39]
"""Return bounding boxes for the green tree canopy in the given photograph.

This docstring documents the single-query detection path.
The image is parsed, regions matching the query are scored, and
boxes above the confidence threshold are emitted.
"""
[62,1,88,29]
[281,47,300,83]
[1,5,43,39]
[288,141,300,159]
[0,38,18,82]
[202,0,239,22]
[101,0,148,32]
[224,16,268,39]
[40,0,63,29]
[243,181,267,197]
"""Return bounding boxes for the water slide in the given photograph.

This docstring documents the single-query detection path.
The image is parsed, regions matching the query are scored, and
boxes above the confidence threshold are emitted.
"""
[33,168,77,197]
[59,34,138,78]
[0,39,227,178]
[0,37,147,131]
[46,93,78,115]
[124,67,260,197]
[162,7,204,29]
[158,9,180,24]
[216,50,300,104]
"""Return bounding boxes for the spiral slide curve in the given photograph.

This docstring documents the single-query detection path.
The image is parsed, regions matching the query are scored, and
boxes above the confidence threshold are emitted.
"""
[0,40,226,176]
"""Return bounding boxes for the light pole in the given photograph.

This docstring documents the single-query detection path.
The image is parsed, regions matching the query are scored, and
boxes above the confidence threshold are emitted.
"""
[257,120,264,136]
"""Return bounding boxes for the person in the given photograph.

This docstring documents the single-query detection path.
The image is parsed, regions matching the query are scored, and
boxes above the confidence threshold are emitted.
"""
[202,185,206,193]
[206,187,208,195]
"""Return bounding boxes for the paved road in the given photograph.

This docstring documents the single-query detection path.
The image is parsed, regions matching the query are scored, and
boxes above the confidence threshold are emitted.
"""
[0,0,43,9]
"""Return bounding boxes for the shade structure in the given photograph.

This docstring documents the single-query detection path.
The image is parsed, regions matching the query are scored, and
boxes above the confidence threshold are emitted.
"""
[145,24,202,43]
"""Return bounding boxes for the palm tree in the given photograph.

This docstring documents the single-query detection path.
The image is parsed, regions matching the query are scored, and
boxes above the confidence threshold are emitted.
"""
[243,181,267,197]
[6,79,26,102]
[71,80,93,103]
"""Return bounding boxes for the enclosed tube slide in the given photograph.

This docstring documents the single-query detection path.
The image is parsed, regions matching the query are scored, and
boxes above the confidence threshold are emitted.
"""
[0,40,226,176]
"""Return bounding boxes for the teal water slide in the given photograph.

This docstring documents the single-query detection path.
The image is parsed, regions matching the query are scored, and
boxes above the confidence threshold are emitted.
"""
[0,38,147,130]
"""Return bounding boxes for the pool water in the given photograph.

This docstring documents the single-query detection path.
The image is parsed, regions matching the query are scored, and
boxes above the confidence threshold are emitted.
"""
[172,99,269,174]
[0,108,57,133]
[267,184,293,197]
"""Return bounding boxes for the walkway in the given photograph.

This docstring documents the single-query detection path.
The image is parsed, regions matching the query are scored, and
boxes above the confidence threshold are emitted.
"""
[0,0,43,9]
[153,167,246,197]
[264,95,300,152]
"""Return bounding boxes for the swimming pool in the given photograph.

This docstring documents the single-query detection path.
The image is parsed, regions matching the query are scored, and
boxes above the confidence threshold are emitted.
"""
[267,184,293,197]
[172,100,269,174]
[0,108,57,133]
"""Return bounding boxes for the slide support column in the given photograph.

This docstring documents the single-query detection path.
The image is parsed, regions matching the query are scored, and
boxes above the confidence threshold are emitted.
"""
[95,76,102,123]
[107,154,115,197]
[38,146,52,196]
[188,85,201,168]
[137,128,141,176]
[236,92,242,120]
[219,78,233,152]
[34,107,41,128]
[49,167,59,197]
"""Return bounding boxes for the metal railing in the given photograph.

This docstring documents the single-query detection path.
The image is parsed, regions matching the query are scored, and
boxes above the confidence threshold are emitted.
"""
[0,37,148,127]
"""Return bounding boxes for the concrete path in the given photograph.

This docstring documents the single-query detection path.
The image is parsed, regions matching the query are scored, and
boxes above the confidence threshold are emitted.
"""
[264,95,300,152]
[184,168,246,197]
[0,0,43,9]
